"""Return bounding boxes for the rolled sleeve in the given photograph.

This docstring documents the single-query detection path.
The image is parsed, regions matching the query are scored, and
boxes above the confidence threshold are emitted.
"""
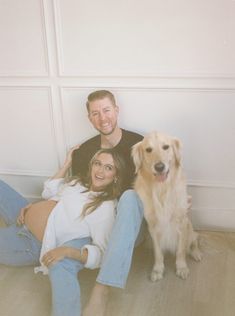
[41,178,64,200]
[82,244,102,269]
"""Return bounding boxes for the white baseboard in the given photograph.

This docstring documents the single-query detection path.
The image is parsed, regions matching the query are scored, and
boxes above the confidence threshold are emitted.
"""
[191,207,235,232]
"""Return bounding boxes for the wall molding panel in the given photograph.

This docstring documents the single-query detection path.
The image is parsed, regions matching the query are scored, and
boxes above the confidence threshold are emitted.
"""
[1,77,235,91]
[0,0,49,77]
[188,180,235,190]
[53,0,235,78]
[0,86,59,175]
[1,0,235,231]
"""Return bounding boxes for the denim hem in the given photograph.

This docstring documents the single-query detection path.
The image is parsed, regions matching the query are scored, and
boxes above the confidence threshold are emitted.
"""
[96,277,126,289]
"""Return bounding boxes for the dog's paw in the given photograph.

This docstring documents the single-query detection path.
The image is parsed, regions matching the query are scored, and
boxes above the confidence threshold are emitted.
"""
[150,263,165,282]
[150,270,164,282]
[150,264,164,282]
[176,266,189,279]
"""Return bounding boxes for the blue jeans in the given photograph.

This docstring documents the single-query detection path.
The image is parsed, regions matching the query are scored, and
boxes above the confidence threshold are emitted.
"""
[97,189,144,288]
[0,180,91,316]
[0,179,41,265]
[0,181,144,313]
[48,189,144,315]
[49,238,91,316]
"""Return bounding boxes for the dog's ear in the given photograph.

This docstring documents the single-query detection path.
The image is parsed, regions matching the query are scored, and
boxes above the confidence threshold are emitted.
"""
[172,138,182,167]
[132,141,143,173]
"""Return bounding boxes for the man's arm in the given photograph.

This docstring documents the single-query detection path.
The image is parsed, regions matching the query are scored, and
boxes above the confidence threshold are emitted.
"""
[71,137,100,177]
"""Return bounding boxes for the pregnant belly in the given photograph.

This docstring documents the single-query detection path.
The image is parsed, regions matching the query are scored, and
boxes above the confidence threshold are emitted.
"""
[24,200,57,242]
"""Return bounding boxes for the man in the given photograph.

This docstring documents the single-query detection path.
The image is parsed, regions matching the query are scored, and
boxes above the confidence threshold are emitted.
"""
[72,90,142,192]
[71,90,144,316]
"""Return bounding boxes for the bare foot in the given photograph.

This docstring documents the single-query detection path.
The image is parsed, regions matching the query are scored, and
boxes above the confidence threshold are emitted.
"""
[83,283,110,316]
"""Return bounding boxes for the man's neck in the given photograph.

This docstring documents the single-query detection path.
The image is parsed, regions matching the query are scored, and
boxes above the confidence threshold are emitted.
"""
[101,127,122,148]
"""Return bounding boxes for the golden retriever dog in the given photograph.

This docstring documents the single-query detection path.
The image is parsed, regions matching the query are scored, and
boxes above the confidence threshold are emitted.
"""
[132,131,202,281]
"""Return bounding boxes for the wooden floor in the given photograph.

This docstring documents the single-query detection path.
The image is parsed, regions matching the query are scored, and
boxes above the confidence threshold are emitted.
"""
[1,230,235,316]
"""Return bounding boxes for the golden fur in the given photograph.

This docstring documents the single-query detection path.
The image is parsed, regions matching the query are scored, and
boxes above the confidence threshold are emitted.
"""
[132,131,202,281]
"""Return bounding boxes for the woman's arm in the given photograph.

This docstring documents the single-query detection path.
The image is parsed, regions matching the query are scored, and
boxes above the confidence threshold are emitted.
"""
[41,246,88,267]
[82,201,116,269]
[41,202,116,268]
[41,145,80,200]
[52,145,80,180]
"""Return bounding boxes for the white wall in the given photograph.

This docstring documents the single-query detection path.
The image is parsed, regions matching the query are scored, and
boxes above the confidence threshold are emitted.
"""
[0,0,235,231]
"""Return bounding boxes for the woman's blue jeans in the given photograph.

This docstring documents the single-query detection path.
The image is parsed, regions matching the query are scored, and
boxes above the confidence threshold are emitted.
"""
[0,179,41,265]
[0,180,91,316]
[48,238,91,316]
[0,180,144,314]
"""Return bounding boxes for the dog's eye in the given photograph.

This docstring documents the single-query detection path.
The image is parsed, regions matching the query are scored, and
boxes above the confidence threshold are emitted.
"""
[162,145,169,150]
[145,147,152,153]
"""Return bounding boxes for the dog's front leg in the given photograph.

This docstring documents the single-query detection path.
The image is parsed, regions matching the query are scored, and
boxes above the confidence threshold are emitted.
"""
[176,224,189,279]
[148,224,164,282]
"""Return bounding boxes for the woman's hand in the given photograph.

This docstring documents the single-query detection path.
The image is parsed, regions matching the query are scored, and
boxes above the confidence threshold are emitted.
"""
[42,247,70,267]
[16,203,32,226]
[41,246,87,267]
[51,144,80,180]
[63,144,81,169]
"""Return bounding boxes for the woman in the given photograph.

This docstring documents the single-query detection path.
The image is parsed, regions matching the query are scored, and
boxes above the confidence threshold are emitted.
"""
[0,148,125,316]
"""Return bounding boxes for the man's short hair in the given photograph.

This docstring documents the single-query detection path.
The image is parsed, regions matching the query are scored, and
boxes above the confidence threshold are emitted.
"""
[86,90,116,112]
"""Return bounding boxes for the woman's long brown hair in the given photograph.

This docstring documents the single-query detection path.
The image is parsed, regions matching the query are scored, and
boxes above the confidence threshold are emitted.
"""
[71,148,126,216]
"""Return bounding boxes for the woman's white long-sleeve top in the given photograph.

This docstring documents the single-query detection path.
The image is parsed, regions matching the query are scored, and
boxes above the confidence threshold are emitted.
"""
[39,178,117,271]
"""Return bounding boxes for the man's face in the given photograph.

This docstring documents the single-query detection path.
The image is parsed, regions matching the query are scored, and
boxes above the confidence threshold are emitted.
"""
[88,97,119,135]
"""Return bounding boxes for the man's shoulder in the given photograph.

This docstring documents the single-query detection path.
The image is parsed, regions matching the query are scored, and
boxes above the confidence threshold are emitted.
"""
[121,129,143,144]
[73,134,100,157]
[80,134,100,148]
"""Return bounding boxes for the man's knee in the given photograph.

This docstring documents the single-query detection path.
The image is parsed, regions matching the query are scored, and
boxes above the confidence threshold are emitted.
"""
[114,191,144,239]
[117,189,143,218]
[119,189,143,207]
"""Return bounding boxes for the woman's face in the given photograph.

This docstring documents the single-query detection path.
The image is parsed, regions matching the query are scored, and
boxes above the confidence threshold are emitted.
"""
[90,153,117,191]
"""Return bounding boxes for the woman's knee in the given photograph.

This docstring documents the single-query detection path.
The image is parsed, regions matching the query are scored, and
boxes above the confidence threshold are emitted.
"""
[49,258,70,275]
[49,257,83,279]
[48,260,70,287]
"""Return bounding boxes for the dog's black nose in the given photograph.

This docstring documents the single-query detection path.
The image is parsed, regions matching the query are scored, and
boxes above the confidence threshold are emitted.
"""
[154,162,165,173]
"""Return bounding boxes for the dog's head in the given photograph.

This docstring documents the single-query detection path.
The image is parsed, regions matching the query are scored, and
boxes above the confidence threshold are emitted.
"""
[132,131,182,182]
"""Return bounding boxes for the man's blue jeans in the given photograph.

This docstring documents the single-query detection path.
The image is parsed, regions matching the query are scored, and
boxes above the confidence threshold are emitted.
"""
[97,189,144,288]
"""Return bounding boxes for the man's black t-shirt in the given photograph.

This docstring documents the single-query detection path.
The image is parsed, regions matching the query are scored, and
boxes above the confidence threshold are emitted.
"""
[72,129,143,191]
